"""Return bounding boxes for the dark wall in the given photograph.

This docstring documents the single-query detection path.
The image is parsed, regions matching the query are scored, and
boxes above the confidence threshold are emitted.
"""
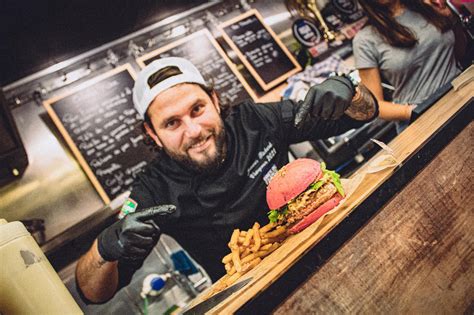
[1,0,206,86]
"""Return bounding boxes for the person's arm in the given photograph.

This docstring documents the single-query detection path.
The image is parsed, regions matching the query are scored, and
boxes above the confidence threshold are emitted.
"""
[358,67,413,121]
[75,205,176,303]
[76,240,119,303]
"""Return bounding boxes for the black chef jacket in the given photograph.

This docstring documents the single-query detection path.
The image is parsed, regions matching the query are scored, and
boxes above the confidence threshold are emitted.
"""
[118,99,371,284]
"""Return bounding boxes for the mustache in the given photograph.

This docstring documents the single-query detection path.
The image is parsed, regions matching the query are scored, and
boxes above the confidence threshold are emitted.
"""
[184,130,215,150]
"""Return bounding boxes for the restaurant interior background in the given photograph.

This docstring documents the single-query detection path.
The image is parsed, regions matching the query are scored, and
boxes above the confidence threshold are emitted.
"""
[1,0,472,313]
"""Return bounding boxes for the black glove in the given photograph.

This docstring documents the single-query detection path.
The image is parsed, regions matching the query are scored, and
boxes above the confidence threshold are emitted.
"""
[294,76,356,128]
[97,205,176,262]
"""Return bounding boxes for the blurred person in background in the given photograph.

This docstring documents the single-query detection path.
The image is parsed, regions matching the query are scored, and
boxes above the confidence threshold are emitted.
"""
[353,0,466,131]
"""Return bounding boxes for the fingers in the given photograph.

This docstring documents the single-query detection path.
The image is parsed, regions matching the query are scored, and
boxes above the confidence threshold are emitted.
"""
[323,99,349,120]
[144,219,161,234]
[125,221,157,236]
[121,232,157,249]
[119,233,159,260]
[294,101,311,129]
[328,76,355,97]
[295,88,318,128]
[320,93,336,119]
[134,205,176,222]
[334,100,348,119]
[120,246,151,261]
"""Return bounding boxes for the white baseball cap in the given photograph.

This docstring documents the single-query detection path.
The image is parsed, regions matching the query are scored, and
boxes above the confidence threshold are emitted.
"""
[133,57,206,118]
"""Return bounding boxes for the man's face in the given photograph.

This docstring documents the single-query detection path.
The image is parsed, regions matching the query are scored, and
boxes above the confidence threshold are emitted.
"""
[145,83,226,173]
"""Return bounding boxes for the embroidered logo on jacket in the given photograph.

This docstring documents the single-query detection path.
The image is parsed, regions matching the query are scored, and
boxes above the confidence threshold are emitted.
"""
[247,141,278,184]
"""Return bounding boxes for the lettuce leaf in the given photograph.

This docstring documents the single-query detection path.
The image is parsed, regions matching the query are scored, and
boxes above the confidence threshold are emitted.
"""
[310,179,325,191]
[268,206,289,223]
[325,169,344,197]
[320,162,345,197]
[320,162,327,172]
[268,210,279,223]
[331,172,344,196]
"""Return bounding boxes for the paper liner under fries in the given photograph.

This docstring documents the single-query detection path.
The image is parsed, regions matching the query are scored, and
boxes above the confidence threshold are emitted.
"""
[367,139,400,173]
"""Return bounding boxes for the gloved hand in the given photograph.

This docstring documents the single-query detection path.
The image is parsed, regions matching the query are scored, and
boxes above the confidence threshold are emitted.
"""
[97,205,176,262]
[294,76,356,128]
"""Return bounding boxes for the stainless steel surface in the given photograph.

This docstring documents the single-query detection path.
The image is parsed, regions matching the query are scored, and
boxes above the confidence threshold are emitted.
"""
[183,277,253,315]
[0,100,103,243]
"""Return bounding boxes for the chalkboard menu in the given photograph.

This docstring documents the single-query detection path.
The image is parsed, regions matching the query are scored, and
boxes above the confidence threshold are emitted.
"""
[136,29,257,105]
[43,64,154,204]
[219,9,302,91]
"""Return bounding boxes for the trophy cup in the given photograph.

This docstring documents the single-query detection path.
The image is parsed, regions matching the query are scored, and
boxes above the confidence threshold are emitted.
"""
[287,0,337,42]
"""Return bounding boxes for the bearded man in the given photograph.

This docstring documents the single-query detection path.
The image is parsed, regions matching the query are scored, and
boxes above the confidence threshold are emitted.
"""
[76,57,378,303]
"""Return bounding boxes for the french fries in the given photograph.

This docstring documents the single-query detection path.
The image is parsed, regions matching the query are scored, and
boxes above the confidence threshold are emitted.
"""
[260,221,277,233]
[229,229,242,272]
[251,222,261,253]
[220,221,288,288]
[203,222,289,301]
[243,228,253,247]
[263,225,287,238]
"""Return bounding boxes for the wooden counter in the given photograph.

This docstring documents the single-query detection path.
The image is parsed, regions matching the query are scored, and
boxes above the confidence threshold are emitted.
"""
[187,68,474,313]
[275,121,473,314]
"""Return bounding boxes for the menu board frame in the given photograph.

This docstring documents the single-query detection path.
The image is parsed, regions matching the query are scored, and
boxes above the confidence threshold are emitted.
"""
[219,9,302,91]
[43,64,138,204]
[135,29,258,101]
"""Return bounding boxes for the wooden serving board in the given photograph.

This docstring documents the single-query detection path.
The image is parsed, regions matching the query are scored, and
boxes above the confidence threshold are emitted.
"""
[189,67,474,314]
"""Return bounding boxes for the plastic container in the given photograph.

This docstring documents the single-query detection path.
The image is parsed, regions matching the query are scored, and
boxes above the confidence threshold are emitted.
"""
[0,219,82,314]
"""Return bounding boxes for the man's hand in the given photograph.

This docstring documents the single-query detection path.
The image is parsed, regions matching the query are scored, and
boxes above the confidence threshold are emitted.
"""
[294,75,355,128]
[97,205,176,262]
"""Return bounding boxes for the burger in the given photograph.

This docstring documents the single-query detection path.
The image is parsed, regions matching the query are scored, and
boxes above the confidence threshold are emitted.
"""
[266,158,345,234]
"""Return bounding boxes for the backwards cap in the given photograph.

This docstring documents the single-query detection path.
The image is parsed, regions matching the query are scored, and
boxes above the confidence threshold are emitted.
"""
[132,57,206,118]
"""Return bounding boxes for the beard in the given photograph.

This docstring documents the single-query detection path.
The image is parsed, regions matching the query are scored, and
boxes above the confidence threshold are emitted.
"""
[162,121,227,174]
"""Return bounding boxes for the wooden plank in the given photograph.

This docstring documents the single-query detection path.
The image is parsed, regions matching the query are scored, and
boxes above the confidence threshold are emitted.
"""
[190,68,474,313]
[275,121,474,314]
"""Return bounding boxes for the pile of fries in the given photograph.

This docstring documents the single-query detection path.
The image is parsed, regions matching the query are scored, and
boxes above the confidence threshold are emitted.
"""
[216,221,288,290]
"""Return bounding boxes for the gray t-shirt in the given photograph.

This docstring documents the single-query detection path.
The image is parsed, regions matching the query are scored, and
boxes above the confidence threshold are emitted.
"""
[353,9,460,104]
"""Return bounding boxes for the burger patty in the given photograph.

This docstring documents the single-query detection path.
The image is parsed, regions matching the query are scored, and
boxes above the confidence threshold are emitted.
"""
[286,183,337,225]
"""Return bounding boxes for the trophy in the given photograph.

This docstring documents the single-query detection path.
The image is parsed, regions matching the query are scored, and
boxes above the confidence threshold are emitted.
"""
[287,0,337,42]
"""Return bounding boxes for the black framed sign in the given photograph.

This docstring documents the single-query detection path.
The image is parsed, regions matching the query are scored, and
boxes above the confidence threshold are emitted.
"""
[219,9,302,91]
[43,64,154,203]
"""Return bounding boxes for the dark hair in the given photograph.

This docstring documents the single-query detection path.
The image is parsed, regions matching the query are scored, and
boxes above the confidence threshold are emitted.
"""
[140,64,230,149]
[357,0,452,47]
